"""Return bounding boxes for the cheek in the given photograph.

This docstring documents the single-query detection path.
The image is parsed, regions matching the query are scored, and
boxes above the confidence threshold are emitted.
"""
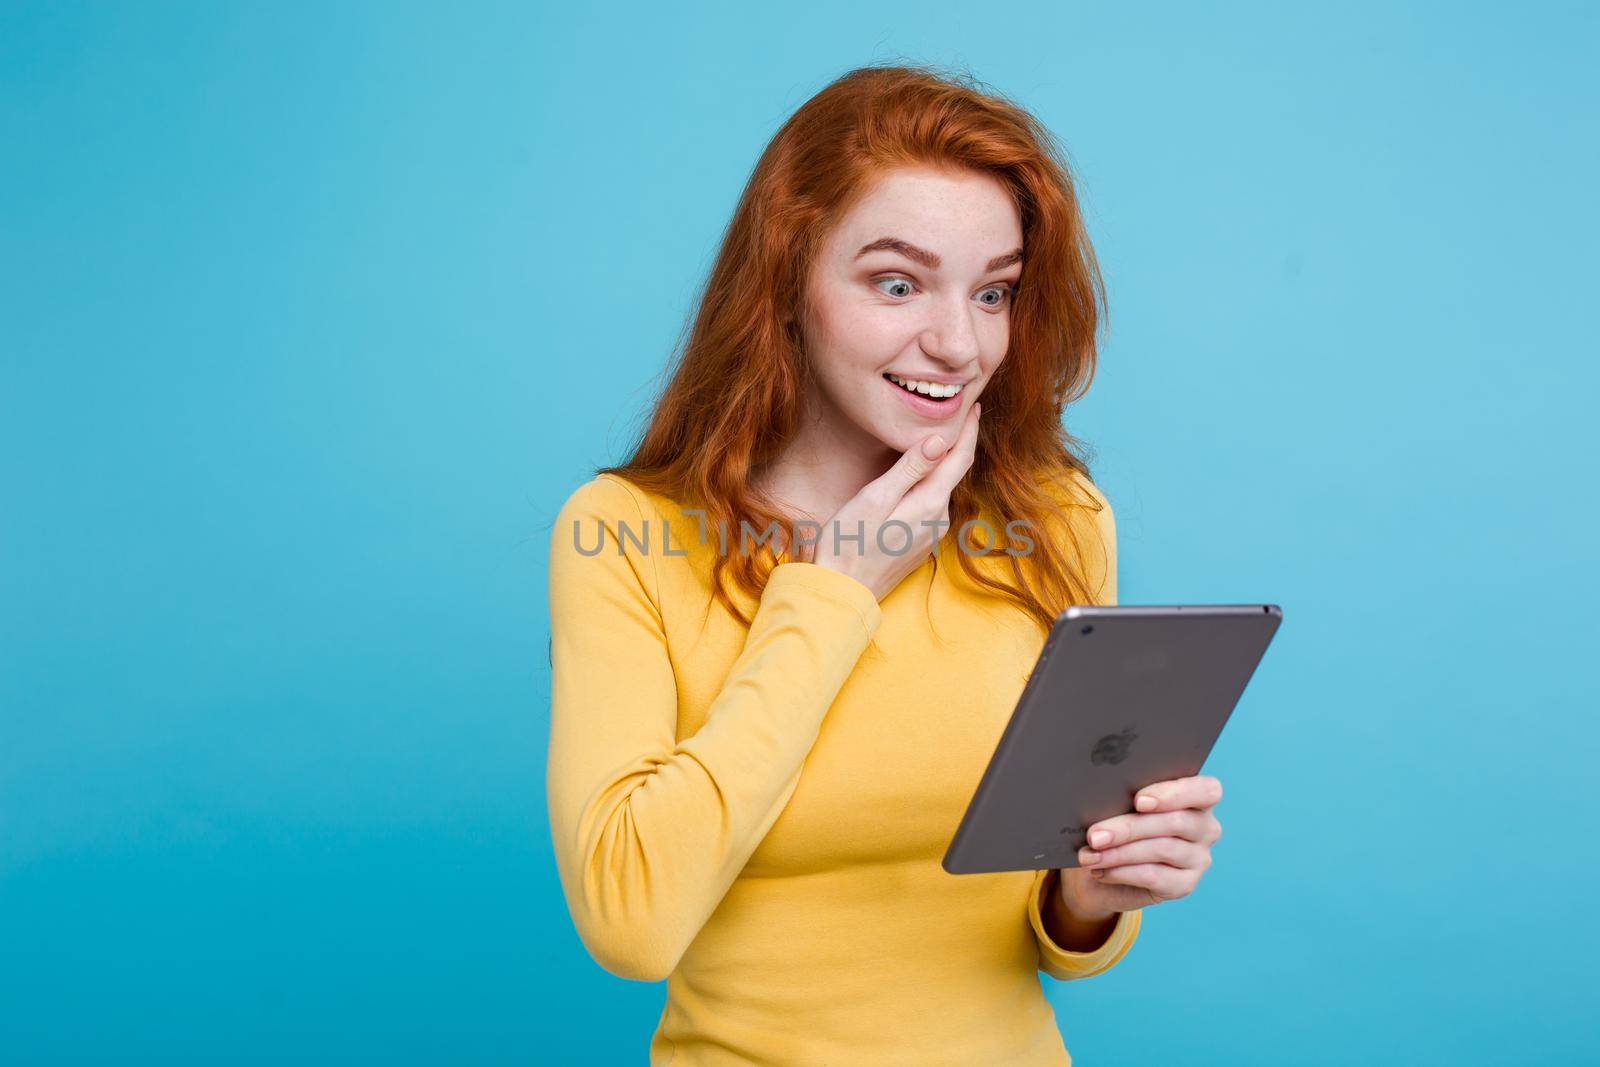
[980,324,1010,375]
[811,303,907,377]
[839,301,909,349]
[985,315,1010,354]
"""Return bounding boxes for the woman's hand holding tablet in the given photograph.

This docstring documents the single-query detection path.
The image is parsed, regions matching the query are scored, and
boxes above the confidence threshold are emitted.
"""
[940,602,1282,943]
[1051,773,1226,927]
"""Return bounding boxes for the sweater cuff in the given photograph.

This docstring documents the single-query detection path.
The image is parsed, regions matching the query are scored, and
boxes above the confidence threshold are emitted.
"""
[763,561,882,637]
[1028,868,1142,982]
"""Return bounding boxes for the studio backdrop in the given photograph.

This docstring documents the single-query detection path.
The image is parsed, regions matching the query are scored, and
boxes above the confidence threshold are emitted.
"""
[3,3,1596,1064]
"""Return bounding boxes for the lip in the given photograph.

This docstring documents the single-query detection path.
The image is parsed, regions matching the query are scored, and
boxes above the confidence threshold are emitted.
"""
[884,374,965,419]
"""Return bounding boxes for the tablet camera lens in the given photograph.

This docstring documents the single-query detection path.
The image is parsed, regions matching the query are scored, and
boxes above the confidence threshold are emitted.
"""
[1080,625,1094,635]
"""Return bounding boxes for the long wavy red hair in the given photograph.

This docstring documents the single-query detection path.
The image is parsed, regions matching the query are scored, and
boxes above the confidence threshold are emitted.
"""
[598,61,1111,635]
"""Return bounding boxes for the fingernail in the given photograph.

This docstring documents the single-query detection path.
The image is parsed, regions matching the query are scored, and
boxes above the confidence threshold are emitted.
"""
[1091,868,1106,878]
[921,435,946,457]
[1089,830,1110,848]
[1079,850,1100,865]
[1136,795,1158,811]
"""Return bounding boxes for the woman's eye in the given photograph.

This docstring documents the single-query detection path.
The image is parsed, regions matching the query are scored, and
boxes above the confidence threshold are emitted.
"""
[978,284,1015,309]
[874,277,916,299]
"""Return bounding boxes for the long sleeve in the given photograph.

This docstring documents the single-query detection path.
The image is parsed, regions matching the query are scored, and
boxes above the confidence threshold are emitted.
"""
[545,475,883,983]
[1026,470,1144,981]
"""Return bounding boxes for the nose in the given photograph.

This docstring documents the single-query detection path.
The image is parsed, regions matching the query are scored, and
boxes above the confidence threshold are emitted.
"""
[918,290,983,368]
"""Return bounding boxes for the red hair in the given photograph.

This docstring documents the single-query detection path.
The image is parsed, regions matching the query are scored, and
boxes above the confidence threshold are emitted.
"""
[599,61,1111,634]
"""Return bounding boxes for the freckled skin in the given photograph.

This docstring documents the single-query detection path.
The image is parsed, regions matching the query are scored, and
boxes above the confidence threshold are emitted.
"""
[756,165,1021,521]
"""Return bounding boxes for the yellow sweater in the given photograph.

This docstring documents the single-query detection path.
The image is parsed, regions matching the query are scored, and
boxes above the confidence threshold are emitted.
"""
[546,470,1142,1065]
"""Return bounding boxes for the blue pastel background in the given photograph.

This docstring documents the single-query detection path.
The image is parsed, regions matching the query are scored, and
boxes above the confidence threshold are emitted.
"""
[4,2,1595,1063]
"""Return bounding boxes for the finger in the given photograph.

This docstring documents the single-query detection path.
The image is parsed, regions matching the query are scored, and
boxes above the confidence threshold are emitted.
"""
[1092,862,1198,901]
[1079,835,1211,872]
[1084,809,1214,850]
[1133,774,1223,814]
[900,400,981,511]
[872,430,954,503]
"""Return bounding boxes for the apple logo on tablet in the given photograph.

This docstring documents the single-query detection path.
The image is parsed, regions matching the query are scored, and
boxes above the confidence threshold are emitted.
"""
[1091,727,1138,766]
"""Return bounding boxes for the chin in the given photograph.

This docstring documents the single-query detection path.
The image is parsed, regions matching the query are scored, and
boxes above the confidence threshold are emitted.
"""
[853,412,912,450]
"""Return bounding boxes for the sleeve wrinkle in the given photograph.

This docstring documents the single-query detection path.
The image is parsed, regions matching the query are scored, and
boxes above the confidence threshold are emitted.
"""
[548,479,879,982]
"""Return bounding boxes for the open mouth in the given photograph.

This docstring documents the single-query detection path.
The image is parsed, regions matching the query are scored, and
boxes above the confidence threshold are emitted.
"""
[883,372,964,403]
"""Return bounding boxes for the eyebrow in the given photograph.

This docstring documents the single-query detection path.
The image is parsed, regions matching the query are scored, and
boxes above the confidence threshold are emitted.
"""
[854,236,1023,273]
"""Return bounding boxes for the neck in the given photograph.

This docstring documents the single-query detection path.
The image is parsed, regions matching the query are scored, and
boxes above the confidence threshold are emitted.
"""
[754,390,899,528]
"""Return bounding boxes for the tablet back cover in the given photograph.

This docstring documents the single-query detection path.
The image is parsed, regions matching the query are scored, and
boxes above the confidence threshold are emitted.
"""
[941,604,1282,875]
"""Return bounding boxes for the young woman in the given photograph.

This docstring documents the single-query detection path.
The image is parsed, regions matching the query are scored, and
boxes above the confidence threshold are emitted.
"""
[547,63,1225,1065]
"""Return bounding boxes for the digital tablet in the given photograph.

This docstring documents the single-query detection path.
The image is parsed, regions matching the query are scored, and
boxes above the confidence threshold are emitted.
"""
[941,604,1283,875]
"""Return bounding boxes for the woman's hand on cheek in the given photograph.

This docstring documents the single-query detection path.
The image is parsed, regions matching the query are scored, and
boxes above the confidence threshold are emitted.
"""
[1055,774,1224,917]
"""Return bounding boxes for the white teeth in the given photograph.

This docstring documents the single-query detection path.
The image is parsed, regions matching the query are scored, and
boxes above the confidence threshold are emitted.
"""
[887,373,963,399]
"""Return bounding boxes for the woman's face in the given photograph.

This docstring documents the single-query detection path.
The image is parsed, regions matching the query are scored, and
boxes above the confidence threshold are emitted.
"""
[798,165,1022,456]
